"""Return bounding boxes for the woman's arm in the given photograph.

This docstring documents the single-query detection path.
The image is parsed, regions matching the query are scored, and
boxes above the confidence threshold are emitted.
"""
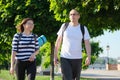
[29,49,39,62]
[10,51,16,75]
[29,35,40,62]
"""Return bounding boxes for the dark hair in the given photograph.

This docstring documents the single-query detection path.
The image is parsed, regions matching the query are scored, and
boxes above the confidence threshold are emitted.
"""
[17,18,34,33]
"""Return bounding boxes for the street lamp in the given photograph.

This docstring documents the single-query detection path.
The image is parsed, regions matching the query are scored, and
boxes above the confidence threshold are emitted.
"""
[106,45,110,64]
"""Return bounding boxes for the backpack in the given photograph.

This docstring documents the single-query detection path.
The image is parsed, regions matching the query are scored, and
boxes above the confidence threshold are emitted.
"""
[62,22,85,43]
[17,33,37,52]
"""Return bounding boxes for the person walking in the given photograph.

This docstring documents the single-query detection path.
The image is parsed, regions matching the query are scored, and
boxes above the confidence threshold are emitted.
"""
[54,9,91,80]
[10,18,39,80]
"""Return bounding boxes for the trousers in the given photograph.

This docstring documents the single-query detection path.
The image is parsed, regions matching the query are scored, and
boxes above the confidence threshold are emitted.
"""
[60,57,82,80]
[15,60,36,80]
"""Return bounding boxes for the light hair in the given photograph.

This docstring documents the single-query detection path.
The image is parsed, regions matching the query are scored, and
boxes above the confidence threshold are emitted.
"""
[69,9,80,15]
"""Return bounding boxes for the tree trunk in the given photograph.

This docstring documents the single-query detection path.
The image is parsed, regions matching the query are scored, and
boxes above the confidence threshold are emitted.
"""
[50,42,54,80]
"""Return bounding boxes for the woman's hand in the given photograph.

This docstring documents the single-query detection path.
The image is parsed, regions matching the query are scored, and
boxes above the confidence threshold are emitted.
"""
[10,67,14,75]
[29,53,35,62]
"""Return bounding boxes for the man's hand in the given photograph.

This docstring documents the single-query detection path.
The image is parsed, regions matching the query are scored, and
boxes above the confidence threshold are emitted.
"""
[85,57,91,66]
[54,56,59,66]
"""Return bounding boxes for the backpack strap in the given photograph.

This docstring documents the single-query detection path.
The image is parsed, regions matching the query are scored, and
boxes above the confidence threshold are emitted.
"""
[80,24,85,43]
[32,34,37,43]
[62,23,85,44]
[62,22,69,37]
[17,33,22,52]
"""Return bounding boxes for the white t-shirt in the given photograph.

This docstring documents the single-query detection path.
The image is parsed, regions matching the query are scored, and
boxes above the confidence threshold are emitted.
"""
[57,23,90,59]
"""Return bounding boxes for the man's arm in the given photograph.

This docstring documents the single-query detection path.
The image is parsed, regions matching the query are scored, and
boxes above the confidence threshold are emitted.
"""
[84,39,91,65]
[54,36,62,64]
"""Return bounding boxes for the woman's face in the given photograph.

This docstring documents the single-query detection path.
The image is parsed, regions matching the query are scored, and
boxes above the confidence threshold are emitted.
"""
[23,20,34,32]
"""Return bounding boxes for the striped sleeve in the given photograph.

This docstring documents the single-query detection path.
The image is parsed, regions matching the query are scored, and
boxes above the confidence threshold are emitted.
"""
[12,33,19,52]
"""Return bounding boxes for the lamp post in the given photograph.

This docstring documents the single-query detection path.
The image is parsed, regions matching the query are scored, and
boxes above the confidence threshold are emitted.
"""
[106,45,110,64]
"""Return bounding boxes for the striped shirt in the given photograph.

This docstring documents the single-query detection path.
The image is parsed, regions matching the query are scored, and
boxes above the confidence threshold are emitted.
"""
[12,33,39,61]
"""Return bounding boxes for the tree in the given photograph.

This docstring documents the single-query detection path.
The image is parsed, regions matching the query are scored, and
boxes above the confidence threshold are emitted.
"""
[0,0,109,79]
[0,31,12,69]
[0,0,61,79]
[109,58,117,64]
[49,0,120,37]
[82,41,103,69]
[48,0,120,68]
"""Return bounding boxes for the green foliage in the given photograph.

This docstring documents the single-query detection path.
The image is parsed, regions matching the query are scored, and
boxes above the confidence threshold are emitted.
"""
[82,41,103,69]
[49,0,120,37]
[0,30,12,69]
[36,52,42,66]
[0,0,106,70]
[91,41,103,56]
[0,0,61,68]
[0,0,61,40]
[40,42,51,68]
[82,52,96,69]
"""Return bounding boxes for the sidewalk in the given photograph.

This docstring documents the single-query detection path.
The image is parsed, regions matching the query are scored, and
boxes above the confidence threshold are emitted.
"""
[81,69,120,80]
[37,67,120,80]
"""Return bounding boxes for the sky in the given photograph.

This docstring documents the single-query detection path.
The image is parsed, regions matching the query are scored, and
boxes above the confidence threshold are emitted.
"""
[92,30,120,59]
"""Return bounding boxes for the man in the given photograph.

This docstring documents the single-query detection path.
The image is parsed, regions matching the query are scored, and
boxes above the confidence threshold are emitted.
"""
[54,9,91,80]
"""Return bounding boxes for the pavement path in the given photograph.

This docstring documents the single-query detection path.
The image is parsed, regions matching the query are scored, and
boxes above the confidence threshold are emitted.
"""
[81,69,120,80]
[37,67,120,80]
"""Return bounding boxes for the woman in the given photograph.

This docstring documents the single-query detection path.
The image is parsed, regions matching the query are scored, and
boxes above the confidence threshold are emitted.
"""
[10,18,39,80]
[54,9,91,80]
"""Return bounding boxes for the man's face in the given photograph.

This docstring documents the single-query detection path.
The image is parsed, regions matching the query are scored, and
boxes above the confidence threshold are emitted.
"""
[69,10,80,22]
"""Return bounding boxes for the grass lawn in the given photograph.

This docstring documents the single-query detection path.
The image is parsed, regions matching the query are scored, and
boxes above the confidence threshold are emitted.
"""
[0,70,96,80]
